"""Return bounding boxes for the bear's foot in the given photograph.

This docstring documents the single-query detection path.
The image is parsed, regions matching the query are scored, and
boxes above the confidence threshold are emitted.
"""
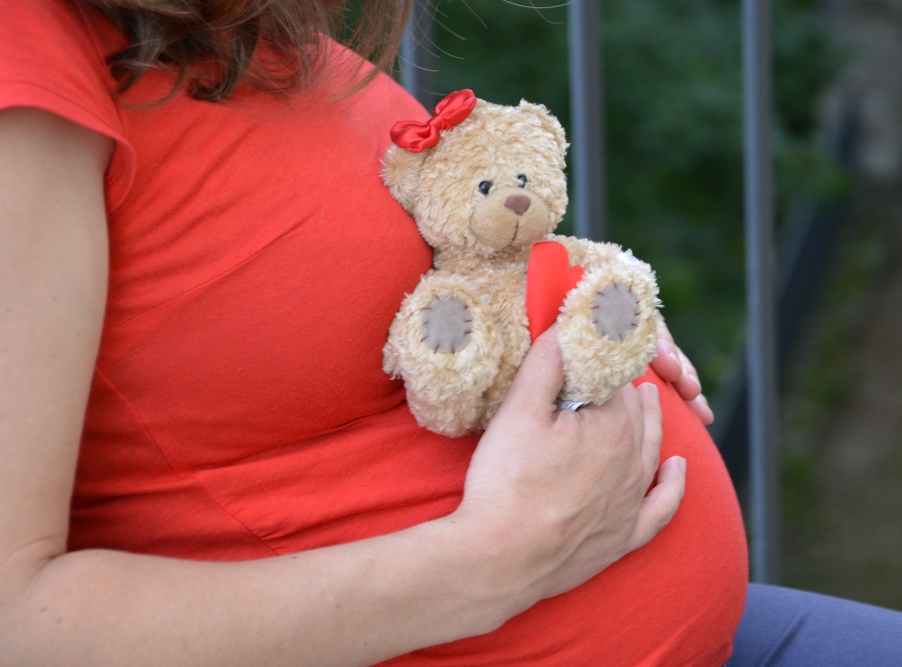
[422,295,472,354]
[591,282,641,342]
[557,265,659,406]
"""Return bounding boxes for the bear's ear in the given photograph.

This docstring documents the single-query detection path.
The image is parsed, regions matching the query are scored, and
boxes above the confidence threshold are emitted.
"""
[518,100,569,157]
[381,144,428,213]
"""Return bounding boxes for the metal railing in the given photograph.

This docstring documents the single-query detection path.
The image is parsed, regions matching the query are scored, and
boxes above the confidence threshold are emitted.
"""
[741,0,780,586]
[399,0,780,584]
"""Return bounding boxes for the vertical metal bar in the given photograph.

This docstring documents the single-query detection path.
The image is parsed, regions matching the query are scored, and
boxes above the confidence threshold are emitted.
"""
[568,0,606,241]
[400,0,437,109]
[743,0,780,584]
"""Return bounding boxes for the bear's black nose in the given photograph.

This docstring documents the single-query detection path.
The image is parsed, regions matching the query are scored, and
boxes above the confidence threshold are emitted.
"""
[504,194,531,216]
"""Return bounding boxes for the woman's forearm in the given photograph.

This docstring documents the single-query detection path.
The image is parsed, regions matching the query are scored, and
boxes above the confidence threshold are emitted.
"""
[3,516,510,667]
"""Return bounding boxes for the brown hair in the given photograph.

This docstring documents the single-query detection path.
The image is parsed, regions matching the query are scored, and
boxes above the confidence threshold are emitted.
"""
[80,0,412,102]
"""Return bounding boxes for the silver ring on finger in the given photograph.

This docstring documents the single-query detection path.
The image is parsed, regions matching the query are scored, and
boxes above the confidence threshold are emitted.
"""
[557,399,591,411]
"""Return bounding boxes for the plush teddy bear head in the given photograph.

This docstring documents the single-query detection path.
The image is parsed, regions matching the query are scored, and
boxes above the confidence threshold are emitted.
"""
[382,91,569,259]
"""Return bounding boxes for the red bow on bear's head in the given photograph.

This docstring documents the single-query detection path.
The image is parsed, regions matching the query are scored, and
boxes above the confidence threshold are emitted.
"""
[390,89,477,153]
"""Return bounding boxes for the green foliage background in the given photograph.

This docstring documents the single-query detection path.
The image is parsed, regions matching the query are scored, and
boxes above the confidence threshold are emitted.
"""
[408,0,844,397]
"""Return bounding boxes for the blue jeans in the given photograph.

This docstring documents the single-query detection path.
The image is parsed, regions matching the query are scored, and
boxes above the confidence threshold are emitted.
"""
[726,583,902,666]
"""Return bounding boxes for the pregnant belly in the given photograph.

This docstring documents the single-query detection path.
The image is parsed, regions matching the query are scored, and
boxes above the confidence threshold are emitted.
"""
[383,368,749,667]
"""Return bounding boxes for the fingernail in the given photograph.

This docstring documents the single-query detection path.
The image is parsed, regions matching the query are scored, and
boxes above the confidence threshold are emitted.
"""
[638,382,659,400]
[677,456,687,474]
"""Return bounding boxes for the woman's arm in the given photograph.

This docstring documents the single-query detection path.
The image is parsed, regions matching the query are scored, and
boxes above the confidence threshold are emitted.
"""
[0,108,684,667]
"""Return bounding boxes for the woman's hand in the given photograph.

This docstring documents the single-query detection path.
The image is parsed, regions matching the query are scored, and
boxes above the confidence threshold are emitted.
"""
[651,320,714,425]
[452,328,686,614]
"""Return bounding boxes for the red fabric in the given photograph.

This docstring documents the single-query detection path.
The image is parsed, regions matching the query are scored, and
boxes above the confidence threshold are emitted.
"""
[390,88,477,152]
[526,240,586,341]
[1,4,749,665]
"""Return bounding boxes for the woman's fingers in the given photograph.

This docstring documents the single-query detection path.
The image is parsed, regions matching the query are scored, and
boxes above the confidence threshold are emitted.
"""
[633,383,685,548]
[652,322,714,425]
[631,456,687,548]
[637,382,663,478]
[651,336,684,385]
[686,395,714,425]
[497,325,564,418]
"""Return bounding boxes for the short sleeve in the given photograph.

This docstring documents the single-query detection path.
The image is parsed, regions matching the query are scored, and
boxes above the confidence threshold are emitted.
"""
[0,0,135,211]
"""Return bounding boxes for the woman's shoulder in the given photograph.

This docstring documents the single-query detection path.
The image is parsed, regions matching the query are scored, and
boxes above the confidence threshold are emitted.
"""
[1,0,121,114]
[312,37,430,124]
[3,0,117,62]
[1,0,134,210]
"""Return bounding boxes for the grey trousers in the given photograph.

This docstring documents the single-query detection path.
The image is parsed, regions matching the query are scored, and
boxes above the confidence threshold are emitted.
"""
[725,583,902,666]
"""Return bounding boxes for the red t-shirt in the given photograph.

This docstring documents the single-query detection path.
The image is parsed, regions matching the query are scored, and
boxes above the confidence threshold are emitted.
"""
[1,2,748,664]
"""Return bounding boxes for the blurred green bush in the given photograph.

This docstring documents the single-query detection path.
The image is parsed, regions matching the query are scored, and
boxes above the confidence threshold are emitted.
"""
[414,0,845,393]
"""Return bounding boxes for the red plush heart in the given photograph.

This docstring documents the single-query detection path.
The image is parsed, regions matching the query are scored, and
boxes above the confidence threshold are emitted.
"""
[526,241,585,342]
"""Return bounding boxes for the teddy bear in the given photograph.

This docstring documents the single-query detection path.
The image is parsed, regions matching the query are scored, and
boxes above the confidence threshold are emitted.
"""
[382,89,661,437]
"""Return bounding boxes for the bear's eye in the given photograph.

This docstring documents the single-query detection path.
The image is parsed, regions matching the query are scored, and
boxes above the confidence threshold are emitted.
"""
[478,180,493,195]
[517,174,529,188]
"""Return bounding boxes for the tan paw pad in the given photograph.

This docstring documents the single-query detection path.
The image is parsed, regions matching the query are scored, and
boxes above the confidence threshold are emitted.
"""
[421,295,473,353]
[591,282,640,341]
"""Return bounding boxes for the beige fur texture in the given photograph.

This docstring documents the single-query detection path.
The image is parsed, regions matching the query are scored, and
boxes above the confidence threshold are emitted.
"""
[382,97,660,436]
